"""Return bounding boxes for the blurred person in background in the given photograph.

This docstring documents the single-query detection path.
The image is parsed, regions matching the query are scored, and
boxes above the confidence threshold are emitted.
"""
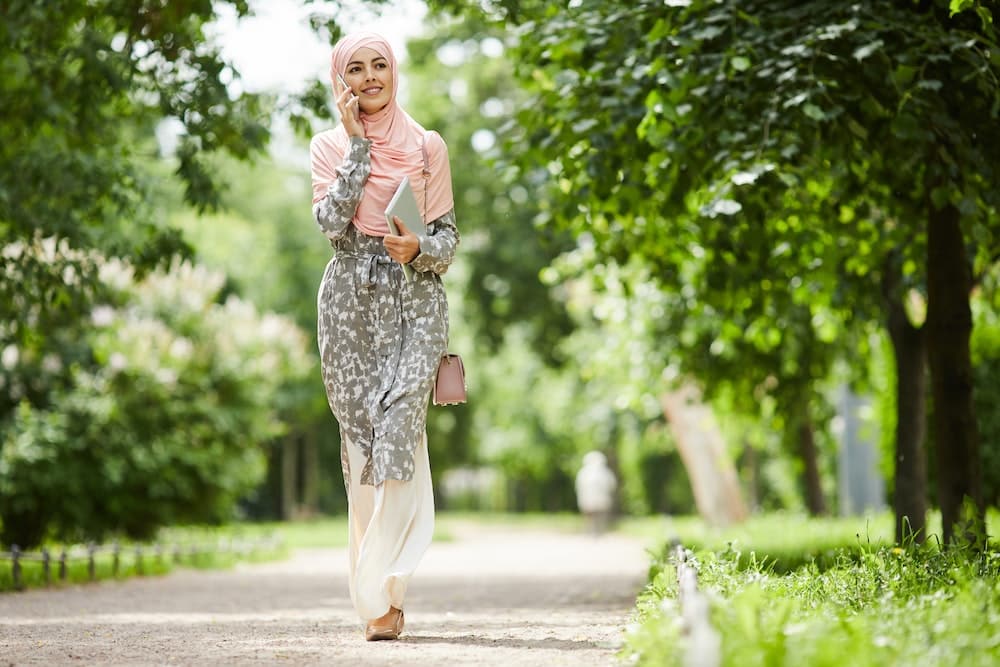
[575,451,617,536]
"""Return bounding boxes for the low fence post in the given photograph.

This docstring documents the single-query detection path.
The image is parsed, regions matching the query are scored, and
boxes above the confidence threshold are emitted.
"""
[1,534,281,591]
[11,545,22,591]
[674,545,721,667]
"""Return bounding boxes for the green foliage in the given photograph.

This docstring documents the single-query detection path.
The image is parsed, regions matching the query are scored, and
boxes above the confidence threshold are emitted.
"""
[627,513,1000,666]
[434,0,1000,532]
[0,259,313,548]
[973,286,1000,507]
[0,0,275,363]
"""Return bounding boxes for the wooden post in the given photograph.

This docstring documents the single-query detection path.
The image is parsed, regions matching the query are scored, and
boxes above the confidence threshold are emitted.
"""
[112,541,120,577]
[42,548,51,586]
[87,543,96,581]
[11,545,22,591]
[135,546,143,575]
[59,548,68,581]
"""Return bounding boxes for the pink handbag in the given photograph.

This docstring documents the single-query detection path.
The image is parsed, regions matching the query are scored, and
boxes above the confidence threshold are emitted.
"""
[433,354,467,406]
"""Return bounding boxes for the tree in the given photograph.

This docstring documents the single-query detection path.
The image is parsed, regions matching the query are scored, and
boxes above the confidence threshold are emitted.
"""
[432,0,1000,543]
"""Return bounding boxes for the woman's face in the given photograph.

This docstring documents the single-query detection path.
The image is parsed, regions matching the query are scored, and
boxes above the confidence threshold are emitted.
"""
[343,46,393,115]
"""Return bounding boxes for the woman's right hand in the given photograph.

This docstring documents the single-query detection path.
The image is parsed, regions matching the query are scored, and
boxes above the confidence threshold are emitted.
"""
[336,82,364,138]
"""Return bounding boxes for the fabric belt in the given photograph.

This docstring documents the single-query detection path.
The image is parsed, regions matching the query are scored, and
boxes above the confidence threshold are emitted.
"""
[336,251,394,288]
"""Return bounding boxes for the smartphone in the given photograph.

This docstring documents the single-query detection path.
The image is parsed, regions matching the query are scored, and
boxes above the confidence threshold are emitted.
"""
[336,73,350,94]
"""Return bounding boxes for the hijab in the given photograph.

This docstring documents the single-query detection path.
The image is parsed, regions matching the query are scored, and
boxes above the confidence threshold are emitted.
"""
[310,31,454,237]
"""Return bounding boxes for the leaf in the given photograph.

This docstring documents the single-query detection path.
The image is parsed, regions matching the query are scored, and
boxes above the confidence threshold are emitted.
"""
[949,0,975,17]
[852,40,884,61]
[710,199,743,216]
[783,92,808,108]
[692,25,725,41]
[930,185,951,209]
[803,103,825,121]
[976,6,994,27]
[846,117,869,139]
[731,56,751,72]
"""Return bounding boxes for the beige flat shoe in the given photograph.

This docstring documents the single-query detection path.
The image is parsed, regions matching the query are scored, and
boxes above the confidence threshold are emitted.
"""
[365,606,404,641]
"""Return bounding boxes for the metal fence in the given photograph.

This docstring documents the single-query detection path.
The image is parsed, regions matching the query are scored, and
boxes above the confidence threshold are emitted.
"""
[0,535,281,591]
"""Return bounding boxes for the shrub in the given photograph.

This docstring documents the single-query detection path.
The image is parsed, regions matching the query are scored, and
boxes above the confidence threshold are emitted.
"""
[0,260,313,547]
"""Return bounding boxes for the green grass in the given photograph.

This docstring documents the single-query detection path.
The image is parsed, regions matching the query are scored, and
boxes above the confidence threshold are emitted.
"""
[623,512,1000,667]
[0,529,287,593]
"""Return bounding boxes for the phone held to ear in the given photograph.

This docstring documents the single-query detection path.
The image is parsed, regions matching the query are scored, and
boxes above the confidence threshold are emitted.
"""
[336,74,350,94]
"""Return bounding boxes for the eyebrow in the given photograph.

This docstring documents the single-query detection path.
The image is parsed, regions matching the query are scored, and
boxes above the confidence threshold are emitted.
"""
[347,56,389,67]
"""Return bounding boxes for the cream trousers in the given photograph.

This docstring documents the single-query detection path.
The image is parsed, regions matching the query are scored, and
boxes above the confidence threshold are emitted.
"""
[345,433,435,622]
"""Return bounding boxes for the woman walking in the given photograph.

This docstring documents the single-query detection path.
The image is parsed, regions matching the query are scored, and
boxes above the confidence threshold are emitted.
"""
[309,31,459,641]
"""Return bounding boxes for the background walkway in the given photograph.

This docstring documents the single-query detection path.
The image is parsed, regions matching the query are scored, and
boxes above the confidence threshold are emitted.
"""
[0,521,652,666]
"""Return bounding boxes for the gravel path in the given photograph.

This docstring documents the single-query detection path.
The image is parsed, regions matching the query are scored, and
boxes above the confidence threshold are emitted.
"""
[0,522,652,666]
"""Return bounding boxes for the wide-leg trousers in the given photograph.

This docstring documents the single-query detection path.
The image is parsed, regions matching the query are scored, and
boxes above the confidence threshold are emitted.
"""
[344,433,434,622]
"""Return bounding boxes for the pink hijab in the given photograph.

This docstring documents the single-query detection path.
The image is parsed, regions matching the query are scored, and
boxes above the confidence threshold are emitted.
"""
[310,31,454,237]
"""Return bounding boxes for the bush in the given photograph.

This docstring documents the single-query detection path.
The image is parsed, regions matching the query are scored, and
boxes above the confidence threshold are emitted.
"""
[0,260,313,548]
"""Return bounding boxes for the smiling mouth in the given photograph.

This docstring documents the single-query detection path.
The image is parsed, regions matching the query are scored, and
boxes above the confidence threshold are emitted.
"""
[362,87,382,95]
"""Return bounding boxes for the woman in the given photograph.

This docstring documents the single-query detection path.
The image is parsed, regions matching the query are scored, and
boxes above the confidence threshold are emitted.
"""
[309,31,458,641]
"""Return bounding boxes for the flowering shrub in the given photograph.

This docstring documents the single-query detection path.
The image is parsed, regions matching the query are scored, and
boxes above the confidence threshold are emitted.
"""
[0,258,314,547]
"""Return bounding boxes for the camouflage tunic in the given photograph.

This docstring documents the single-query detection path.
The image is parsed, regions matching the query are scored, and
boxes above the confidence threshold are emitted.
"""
[313,136,459,486]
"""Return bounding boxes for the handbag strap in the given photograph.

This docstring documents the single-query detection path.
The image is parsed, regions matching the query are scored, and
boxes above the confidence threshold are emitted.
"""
[421,131,431,223]
[420,131,451,356]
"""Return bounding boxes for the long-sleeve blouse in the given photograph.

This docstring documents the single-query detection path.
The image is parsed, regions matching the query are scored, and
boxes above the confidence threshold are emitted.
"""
[313,136,459,487]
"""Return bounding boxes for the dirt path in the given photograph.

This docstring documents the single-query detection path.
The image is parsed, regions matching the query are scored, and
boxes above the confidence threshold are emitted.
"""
[0,522,653,666]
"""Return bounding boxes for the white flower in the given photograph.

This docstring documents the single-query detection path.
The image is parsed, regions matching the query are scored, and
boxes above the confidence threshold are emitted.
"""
[109,352,128,371]
[1,345,19,370]
[155,368,178,387]
[2,242,24,260]
[91,305,116,327]
[42,354,62,374]
[169,337,193,361]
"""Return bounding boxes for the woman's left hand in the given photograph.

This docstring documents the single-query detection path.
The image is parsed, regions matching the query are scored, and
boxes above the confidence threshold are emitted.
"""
[384,217,420,265]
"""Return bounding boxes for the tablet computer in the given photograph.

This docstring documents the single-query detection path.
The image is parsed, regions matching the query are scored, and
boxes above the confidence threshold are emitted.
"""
[384,176,426,282]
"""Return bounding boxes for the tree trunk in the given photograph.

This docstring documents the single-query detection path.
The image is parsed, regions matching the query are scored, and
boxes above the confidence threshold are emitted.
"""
[741,439,760,513]
[797,411,827,516]
[280,436,297,521]
[925,200,983,546]
[302,431,320,517]
[884,265,928,544]
[660,386,748,526]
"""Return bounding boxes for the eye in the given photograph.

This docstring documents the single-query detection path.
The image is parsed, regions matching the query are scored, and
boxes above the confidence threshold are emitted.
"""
[376,62,388,70]
[347,66,360,74]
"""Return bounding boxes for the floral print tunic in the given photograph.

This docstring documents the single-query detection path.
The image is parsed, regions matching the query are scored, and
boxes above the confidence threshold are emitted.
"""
[313,136,459,487]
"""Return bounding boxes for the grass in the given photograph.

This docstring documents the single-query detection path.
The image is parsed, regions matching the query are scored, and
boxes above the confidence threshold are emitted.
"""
[0,528,287,593]
[623,512,1000,667]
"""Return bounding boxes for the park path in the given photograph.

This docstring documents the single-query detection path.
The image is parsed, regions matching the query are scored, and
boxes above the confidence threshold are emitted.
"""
[0,521,653,666]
